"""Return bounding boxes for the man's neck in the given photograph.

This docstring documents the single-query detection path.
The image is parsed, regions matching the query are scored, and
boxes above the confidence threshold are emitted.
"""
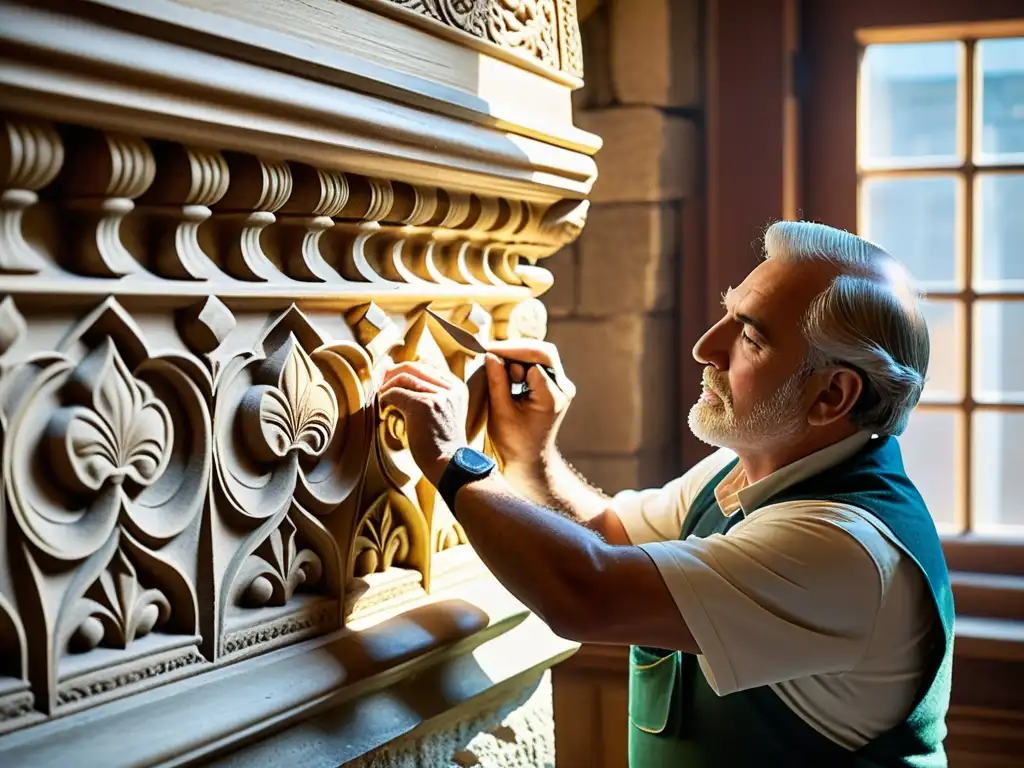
[732,425,861,484]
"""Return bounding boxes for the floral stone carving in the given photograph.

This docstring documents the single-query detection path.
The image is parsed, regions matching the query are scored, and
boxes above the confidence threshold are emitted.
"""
[213,307,374,656]
[352,492,412,577]
[1,298,208,712]
[68,546,172,653]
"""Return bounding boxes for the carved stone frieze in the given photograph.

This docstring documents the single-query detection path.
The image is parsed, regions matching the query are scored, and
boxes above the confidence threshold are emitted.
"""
[380,0,583,75]
[0,115,581,307]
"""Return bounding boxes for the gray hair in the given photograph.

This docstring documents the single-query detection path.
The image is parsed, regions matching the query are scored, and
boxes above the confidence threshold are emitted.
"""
[764,221,930,436]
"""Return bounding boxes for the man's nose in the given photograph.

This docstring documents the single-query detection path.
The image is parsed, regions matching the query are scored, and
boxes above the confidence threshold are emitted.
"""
[692,320,730,370]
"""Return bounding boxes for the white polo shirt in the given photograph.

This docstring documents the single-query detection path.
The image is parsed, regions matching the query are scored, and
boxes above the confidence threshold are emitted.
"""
[611,432,939,750]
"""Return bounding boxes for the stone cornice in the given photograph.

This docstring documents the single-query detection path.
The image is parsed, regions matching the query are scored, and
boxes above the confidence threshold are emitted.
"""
[0,577,578,766]
[0,1,598,201]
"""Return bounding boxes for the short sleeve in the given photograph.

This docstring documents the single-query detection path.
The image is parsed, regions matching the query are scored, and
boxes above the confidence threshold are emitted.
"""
[639,502,890,695]
[609,449,736,545]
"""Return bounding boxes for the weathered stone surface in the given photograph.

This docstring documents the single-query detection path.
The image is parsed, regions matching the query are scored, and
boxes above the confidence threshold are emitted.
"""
[578,202,678,315]
[611,0,701,107]
[347,673,555,768]
[575,108,697,203]
[548,315,677,454]
[542,243,578,318]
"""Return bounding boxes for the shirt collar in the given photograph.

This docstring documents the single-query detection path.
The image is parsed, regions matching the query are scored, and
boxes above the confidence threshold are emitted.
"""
[714,431,875,516]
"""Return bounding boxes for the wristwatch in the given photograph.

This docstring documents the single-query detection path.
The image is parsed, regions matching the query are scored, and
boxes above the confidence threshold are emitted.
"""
[438,446,496,518]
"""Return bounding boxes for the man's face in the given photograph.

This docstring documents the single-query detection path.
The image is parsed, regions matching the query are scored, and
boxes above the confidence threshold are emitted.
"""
[688,257,838,451]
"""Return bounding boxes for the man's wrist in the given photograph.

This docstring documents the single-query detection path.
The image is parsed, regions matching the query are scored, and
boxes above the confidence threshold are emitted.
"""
[426,449,460,490]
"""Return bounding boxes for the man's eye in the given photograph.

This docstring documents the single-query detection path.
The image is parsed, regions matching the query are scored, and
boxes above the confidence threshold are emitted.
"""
[742,332,760,348]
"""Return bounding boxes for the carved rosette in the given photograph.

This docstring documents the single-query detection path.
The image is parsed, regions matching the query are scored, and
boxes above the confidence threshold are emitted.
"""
[1,299,209,713]
[213,307,374,658]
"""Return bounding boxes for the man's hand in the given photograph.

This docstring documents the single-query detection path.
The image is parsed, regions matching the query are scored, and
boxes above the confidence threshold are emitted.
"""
[484,340,576,473]
[378,361,470,487]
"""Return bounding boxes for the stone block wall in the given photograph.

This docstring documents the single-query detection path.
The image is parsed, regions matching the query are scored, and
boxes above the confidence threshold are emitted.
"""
[545,0,704,495]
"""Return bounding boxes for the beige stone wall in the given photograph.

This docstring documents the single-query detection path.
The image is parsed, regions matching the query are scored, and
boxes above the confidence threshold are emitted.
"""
[545,0,703,495]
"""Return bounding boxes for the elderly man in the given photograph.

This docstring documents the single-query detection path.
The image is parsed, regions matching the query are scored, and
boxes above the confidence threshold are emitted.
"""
[378,221,953,767]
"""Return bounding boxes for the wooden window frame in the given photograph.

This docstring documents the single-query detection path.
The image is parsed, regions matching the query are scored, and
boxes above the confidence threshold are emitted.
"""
[855,20,1024,543]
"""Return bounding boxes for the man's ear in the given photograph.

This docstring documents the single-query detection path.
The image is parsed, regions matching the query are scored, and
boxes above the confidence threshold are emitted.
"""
[807,367,863,426]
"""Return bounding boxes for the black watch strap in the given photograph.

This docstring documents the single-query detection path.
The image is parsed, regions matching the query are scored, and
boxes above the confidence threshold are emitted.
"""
[438,447,496,517]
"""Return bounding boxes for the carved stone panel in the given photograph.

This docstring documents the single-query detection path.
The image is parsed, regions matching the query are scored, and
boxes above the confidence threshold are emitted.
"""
[211,308,373,660]
[1,299,209,715]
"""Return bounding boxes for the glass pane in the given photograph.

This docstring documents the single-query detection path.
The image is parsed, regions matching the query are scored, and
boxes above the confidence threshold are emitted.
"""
[975,173,1024,290]
[974,301,1024,403]
[898,410,960,530]
[976,38,1024,163]
[920,300,963,402]
[860,42,960,167]
[861,176,959,289]
[973,411,1024,531]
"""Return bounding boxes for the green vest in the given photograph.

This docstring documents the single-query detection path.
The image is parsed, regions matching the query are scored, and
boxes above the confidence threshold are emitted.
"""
[628,436,954,767]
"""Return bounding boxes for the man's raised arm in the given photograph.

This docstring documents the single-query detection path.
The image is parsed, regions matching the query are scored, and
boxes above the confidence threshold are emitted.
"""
[481,342,631,545]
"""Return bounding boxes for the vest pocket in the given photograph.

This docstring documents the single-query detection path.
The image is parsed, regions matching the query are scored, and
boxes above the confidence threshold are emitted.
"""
[628,645,680,735]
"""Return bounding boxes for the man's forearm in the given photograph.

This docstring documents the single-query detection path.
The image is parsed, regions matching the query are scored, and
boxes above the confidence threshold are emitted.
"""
[502,450,631,545]
[452,470,607,638]
[504,450,609,521]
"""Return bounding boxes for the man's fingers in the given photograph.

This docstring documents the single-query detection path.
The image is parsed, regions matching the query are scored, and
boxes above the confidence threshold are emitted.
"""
[379,371,443,396]
[486,340,561,368]
[484,353,515,414]
[525,364,559,407]
[382,361,450,390]
[378,386,427,415]
[507,362,527,384]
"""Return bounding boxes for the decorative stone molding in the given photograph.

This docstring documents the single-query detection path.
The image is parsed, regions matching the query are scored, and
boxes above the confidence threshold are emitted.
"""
[361,0,583,77]
[0,0,593,761]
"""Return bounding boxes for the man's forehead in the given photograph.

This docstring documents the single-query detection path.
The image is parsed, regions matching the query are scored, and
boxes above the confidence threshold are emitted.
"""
[734,258,837,317]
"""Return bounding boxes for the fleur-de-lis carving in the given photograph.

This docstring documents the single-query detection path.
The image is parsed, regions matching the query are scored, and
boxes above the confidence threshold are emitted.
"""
[241,335,338,463]
[49,338,173,494]
[69,548,171,653]
[241,516,323,608]
[353,493,411,577]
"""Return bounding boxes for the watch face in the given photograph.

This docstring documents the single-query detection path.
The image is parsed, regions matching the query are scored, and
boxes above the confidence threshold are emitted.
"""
[455,446,495,474]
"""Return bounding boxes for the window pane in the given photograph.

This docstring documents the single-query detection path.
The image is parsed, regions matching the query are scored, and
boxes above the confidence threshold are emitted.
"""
[973,411,1024,531]
[861,176,959,289]
[976,38,1024,163]
[860,42,960,167]
[920,300,963,402]
[975,173,1024,290]
[898,409,960,530]
[974,301,1024,403]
